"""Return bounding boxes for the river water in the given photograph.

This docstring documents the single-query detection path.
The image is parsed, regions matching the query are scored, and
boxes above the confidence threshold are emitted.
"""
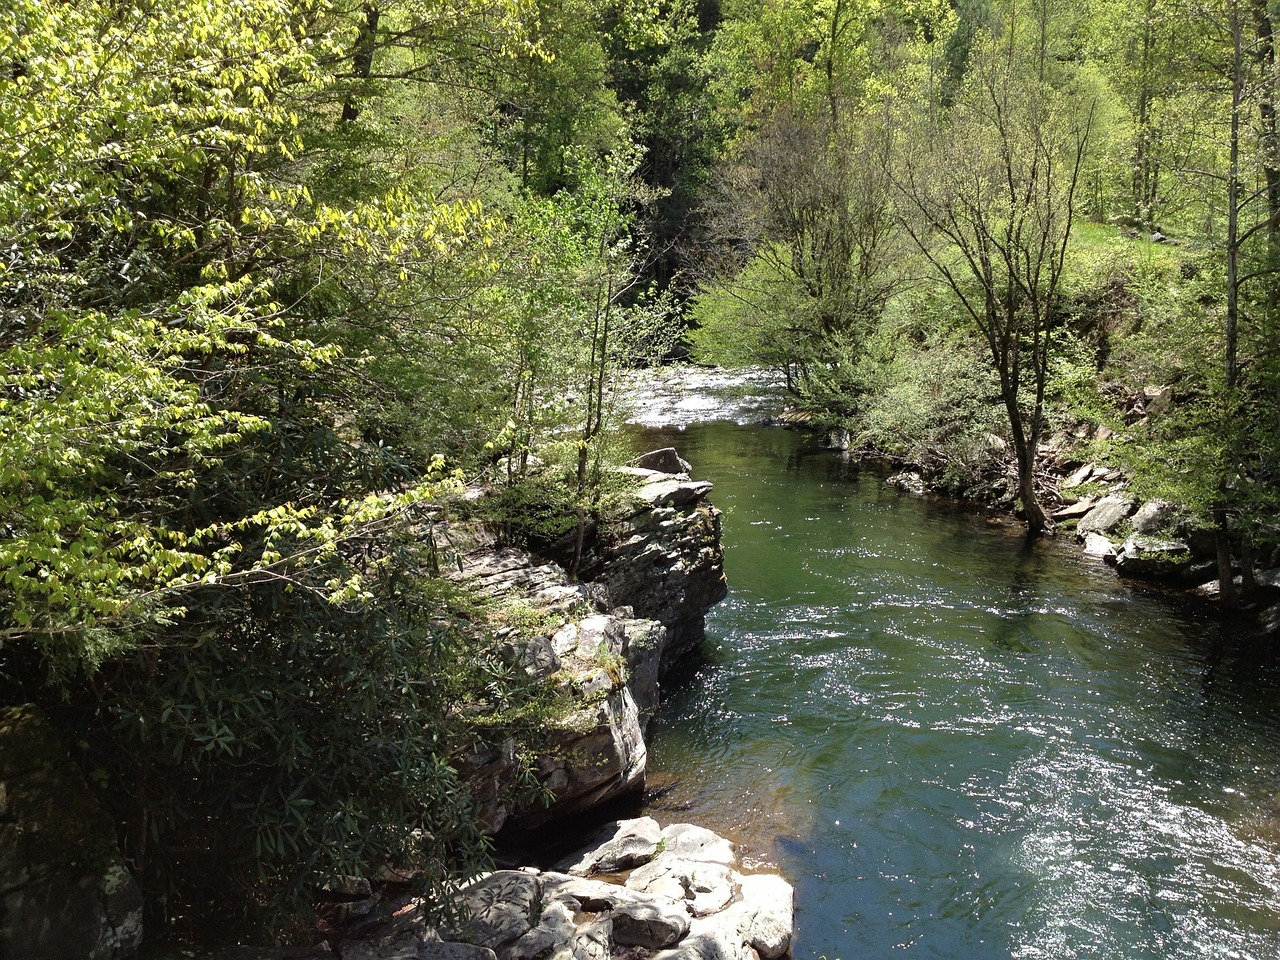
[624,373,1280,960]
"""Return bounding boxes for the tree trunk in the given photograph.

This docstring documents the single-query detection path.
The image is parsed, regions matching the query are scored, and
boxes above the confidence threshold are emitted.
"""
[1004,390,1049,535]
[1251,0,1280,320]
[1241,535,1258,597]
[341,4,380,123]
[1215,507,1238,607]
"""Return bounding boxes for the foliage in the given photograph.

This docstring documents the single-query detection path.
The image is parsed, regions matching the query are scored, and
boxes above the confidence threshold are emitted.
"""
[92,554,515,933]
[0,0,670,942]
[689,0,948,400]
[851,310,1006,491]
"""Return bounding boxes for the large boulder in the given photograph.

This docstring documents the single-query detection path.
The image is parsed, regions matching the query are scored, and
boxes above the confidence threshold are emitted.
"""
[441,872,541,950]
[0,706,144,960]
[611,900,691,948]
[725,874,794,959]
[632,448,693,476]
[447,456,727,828]
[1052,497,1096,521]
[1076,495,1135,537]
[657,823,737,866]
[500,901,576,960]
[1109,535,1194,580]
[1082,532,1118,559]
[446,548,665,828]
[1130,499,1178,535]
[559,816,663,875]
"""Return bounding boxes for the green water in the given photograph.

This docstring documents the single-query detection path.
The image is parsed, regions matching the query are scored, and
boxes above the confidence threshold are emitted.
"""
[633,422,1280,960]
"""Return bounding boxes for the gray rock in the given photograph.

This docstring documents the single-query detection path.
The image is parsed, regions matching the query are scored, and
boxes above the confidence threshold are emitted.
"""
[637,476,716,509]
[523,685,648,824]
[1076,495,1135,537]
[659,824,737,866]
[1082,532,1118,558]
[1130,499,1177,535]
[442,454,727,829]
[1193,575,1240,598]
[1051,497,1096,521]
[611,899,691,948]
[0,706,144,960]
[652,922,753,960]
[1111,536,1193,579]
[542,872,644,912]
[623,620,665,732]
[499,900,576,960]
[1061,463,1097,489]
[514,636,561,679]
[1143,384,1174,417]
[691,884,735,917]
[578,485,727,669]
[1256,568,1280,589]
[728,874,794,959]
[1260,604,1280,635]
[627,855,735,914]
[448,548,664,828]
[887,471,927,495]
[547,919,611,960]
[442,871,541,949]
[561,816,663,875]
[634,448,693,475]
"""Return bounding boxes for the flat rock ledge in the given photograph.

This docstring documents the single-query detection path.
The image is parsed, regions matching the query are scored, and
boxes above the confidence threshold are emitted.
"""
[330,817,794,960]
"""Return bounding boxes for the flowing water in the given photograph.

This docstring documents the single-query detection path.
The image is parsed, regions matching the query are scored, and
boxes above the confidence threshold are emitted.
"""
[625,377,1280,960]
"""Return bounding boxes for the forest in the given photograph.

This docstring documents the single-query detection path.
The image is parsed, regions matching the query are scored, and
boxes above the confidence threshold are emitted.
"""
[2,0,1279,943]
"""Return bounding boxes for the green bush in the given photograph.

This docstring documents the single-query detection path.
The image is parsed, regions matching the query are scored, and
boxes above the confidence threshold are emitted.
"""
[70,540,553,940]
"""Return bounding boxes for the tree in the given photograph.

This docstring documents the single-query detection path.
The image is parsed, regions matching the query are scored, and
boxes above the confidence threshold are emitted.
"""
[0,0,653,936]
[897,9,1093,534]
[690,0,947,412]
[1189,0,1280,601]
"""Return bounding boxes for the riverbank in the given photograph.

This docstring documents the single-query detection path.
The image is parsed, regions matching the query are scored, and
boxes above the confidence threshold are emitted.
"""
[3,447,802,960]
[874,440,1280,638]
[306,818,793,960]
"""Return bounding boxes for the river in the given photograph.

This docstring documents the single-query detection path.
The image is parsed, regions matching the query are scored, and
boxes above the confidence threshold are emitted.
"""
[623,371,1280,959]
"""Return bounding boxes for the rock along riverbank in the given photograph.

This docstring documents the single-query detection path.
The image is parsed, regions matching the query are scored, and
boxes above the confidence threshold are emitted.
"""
[444,449,729,831]
[328,817,794,960]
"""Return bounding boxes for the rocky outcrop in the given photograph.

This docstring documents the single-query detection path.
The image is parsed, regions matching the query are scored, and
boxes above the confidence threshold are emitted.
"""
[446,547,661,830]
[1130,499,1177,535]
[1,706,143,960]
[447,455,726,827]
[575,462,728,669]
[332,818,794,960]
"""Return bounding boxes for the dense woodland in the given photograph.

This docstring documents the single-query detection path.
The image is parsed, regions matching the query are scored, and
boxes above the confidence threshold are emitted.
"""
[3,0,1280,942]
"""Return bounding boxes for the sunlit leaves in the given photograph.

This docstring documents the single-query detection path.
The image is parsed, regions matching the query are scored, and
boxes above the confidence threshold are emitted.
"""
[0,0,482,671]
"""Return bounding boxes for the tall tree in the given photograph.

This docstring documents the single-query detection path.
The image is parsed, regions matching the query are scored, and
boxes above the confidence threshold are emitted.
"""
[691,0,948,408]
[897,9,1093,534]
